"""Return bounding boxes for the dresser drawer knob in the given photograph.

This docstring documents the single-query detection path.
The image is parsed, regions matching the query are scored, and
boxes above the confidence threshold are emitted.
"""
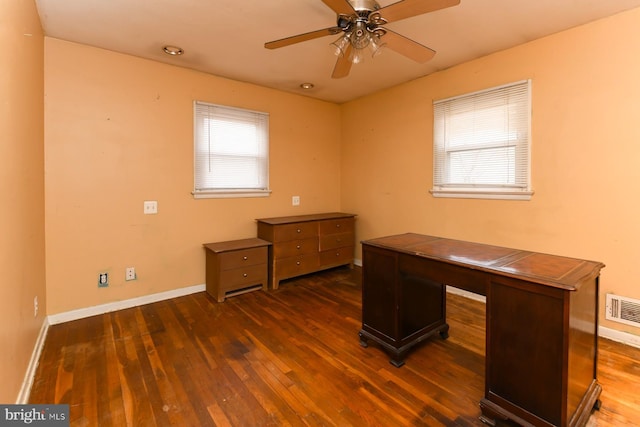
[336,224,341,228]
[296,245,301,249]
[243,273,248,277]
[297,228,301,233]
[296,261,301,265]
[243,256,248,260]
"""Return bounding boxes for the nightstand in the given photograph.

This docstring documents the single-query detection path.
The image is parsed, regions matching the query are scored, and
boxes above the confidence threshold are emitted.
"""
[203,238,271,302]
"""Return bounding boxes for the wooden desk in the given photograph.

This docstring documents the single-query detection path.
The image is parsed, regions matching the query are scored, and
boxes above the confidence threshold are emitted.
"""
[359,233,604,427]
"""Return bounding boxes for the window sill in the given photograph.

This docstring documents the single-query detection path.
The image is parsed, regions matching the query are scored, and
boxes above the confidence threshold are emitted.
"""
[430,188,533,201]
[193,189,272,199]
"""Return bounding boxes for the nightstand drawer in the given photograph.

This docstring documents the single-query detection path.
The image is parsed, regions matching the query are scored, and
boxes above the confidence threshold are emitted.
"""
[220,263,268,289]
[219,247,268,270]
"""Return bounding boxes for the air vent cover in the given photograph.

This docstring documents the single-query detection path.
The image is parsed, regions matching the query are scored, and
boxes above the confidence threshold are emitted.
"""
[606,293,640,327]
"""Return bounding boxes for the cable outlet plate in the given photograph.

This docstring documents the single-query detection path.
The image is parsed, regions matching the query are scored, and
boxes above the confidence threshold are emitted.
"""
[125,267,136,281]
[292,196,300,206]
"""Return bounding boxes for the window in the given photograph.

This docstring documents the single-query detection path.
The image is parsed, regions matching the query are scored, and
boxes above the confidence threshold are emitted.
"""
[193,101,270,198]
[431,80,532,200]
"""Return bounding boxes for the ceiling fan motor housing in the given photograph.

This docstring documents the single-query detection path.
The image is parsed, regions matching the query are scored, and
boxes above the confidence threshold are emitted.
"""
[348,0,380,15]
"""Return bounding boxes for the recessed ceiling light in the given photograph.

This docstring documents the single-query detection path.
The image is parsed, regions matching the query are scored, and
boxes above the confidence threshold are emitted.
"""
[163,45,184,56]
[300,82,314,90]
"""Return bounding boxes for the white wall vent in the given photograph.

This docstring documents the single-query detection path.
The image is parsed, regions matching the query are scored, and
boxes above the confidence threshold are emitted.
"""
[606,293,640,328]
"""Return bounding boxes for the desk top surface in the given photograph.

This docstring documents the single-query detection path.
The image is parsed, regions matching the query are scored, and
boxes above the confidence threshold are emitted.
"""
[362,233,605,290]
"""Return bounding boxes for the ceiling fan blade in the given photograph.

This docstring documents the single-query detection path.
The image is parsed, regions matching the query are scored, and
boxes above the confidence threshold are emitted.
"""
[322,0,356,16]
[332,44,353,78]
[265,27,342,49]
[382,29,436,63]
[379,0,460,24]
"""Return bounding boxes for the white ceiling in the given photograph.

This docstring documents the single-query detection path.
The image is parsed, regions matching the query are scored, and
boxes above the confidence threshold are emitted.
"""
[35,0,640,104]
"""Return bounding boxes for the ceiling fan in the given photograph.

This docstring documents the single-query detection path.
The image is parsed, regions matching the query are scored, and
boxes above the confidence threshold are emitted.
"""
[265,0,460,78]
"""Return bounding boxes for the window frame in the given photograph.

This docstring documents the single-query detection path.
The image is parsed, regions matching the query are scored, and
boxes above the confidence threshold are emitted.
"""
[430,80,533,201]
[192,101,271,199]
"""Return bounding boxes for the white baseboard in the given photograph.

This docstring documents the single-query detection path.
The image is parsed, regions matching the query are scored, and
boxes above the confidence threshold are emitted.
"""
[48,283,206,325]
[599,325,640,349]
[16,317,50,404]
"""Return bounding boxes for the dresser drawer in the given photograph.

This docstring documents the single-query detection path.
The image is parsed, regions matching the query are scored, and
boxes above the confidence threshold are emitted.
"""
[320,246,354,266]
[219,263,268,289]
[273,222,318,242]
[319,232,354,251]
[219,246,268,270]
[319,218,354,236]
[273,237,318,258]
[276,253,319,278]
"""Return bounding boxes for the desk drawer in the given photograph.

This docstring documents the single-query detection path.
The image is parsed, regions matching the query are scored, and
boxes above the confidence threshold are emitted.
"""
[273,237,318,258]
[399,254,487,296]
[219,263,267,289]
[319,218,354,236]
[276,253,319,277]
[219,247,268,270]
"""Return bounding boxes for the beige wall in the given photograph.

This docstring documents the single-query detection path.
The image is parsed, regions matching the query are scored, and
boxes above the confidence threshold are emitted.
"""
[341,8,640,333]
[0,0,46,403]
[44,38,342,314]
[7,2,639,402]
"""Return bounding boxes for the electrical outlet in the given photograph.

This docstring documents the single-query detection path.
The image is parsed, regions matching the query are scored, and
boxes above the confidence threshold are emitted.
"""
[292,196,300,206]
[98,272,109,287]
[144,200,158,214]
[34,296,38,318]
[125,267,136,281]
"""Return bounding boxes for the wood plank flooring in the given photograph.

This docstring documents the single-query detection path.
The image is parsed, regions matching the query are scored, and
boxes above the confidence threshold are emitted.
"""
[29,266,640,426]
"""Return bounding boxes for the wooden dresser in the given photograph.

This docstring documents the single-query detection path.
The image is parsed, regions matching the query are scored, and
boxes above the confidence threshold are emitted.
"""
[256,212,356,289]
[203,238,270,302]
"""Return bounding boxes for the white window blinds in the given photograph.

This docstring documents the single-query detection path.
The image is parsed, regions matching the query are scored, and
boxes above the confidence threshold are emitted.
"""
[432,80,532,200]
[194,101,269,198]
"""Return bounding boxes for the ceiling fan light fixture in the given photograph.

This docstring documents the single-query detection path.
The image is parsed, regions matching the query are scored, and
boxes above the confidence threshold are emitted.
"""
[331,35,351,57]
[369,31,386,58]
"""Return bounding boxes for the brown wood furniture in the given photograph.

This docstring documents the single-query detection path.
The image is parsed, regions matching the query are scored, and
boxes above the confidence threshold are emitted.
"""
[360,233,605,427]
[257,212,356,289]
[203,238,270,302]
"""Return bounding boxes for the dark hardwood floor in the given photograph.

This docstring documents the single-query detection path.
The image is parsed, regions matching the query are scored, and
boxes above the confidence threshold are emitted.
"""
[30,267,640,426]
